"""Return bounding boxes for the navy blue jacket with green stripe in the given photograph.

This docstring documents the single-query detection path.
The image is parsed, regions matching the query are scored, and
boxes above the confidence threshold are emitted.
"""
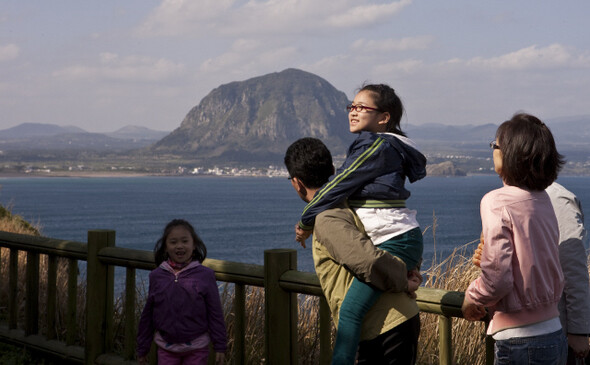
[299,131,427,231]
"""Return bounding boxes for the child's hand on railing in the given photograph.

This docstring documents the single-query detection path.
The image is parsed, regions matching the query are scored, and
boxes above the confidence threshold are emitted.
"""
[461,295,486,321]
[406,268,423,299]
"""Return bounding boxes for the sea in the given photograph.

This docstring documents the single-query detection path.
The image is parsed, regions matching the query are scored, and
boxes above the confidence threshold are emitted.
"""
[0,175,588,274]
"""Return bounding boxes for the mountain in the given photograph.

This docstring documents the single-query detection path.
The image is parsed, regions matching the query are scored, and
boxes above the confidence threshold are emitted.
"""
[106,125,169,141]
[150,68,355,162]
[0,123,87,139]
[0,124,169,152]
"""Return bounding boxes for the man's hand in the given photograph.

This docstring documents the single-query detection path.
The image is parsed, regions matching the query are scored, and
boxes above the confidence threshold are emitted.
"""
[472,232,484,267]
[295,225,312,248]
[215,352,225,365]
[461,295,486,321]
[137,356,148,365]
[567,334,590,359]
[406,269,422,299]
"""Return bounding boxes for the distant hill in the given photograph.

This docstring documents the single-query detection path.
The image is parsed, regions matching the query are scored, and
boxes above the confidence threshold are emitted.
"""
[406,118,590,161]
[106,125,169,141]
[0,123,87,139]
[0,124,169,152]
[0,71,588,170]
[150,68,355,162]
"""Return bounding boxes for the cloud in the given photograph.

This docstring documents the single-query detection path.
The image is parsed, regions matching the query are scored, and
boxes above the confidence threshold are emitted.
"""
[464,44,590,70]
[351,35,433,52]
[373,59,425,74]
[327,0,412,28]
[0,44,20,62]
[136,0,412,37]
[199,39,298,74]
[53,53,186,82]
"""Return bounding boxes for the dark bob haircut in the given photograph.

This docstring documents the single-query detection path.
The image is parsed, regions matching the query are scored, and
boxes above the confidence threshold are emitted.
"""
[496,113,564,191]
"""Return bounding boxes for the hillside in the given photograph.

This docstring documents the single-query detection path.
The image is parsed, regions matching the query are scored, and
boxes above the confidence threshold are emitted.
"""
[150,68,355,162]
[0,69,589,175]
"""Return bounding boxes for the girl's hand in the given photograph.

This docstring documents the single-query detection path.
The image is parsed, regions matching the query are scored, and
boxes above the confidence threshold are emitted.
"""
[406,269,423,299]
[472,232,484,267]
[215,352,225,364]
[461,295,486,321]
[295,225,312,248]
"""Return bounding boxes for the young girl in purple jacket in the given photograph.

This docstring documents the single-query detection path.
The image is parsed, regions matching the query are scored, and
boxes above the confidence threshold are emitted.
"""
[137,219,227,365]
[462,113,567,365]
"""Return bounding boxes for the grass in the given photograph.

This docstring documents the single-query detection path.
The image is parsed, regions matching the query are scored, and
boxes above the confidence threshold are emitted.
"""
[2,206,588,364]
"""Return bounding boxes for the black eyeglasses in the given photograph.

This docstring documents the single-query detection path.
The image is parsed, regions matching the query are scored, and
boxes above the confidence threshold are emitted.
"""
[346,104,382,113]
[490,140,500,150]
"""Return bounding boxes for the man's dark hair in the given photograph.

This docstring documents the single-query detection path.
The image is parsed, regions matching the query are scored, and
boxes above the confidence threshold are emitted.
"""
[284,137,333,188]
[496,113,564,191]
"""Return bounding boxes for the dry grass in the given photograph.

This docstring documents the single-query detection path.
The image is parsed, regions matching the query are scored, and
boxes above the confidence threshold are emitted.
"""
[3,205,589,364]
[418,240,487,365]
[0,204,491,364]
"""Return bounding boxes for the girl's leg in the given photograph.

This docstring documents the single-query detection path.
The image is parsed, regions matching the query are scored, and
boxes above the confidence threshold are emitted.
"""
[332,277,382,365]
[181,347,209,365]
[157,347,183,365]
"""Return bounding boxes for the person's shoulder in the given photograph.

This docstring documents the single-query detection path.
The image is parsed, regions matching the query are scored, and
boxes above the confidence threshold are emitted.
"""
[481,185,517,208]
[546,182,576,201]
[317,203,353,219]
[315,204,357,231]
[148,265,168,280]
[194,263,216,276]
[351,131,382,146]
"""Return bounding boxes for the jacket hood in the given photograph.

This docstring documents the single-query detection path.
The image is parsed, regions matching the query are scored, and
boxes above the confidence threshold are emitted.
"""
[379,132,427,183]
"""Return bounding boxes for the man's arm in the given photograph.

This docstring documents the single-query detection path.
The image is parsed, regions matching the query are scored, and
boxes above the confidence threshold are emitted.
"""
[548,188,590,336]
[313,205,409,292]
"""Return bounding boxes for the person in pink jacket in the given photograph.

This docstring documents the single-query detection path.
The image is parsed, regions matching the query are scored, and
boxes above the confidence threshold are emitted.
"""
[462,113,567,365]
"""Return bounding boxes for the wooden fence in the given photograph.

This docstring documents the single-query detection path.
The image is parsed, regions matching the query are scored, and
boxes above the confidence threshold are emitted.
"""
[0,230,493,364]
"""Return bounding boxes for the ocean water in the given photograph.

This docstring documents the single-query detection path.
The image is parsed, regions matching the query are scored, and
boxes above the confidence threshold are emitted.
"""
[0,175,588,273]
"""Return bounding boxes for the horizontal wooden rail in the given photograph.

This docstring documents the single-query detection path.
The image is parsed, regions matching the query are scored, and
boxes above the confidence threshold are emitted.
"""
[0,230,485,365]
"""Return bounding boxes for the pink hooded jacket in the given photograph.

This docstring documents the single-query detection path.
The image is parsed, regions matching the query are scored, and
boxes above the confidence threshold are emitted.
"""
[466,185,564,335]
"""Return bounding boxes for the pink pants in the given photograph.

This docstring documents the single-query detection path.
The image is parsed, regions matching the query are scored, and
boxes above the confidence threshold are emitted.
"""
[157,347,209,365]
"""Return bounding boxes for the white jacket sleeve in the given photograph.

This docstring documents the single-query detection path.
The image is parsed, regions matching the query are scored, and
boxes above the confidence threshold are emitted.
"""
[547,183,590,335]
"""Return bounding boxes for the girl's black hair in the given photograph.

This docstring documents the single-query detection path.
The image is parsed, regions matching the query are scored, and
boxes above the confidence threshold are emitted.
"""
[153,219,207,265]
[359,83,406,136]
[496,113,564,191]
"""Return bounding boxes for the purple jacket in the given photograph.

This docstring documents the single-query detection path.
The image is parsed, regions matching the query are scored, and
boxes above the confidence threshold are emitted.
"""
[136,261,227,356]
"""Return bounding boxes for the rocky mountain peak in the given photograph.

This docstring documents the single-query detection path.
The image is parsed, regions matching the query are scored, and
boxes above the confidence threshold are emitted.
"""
[151,68,354,163]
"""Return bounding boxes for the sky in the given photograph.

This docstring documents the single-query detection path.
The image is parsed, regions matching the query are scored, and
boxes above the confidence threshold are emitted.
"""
[1,0,590,133]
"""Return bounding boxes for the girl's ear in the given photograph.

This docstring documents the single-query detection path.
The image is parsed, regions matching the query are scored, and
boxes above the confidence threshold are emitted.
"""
[379,112,390,126]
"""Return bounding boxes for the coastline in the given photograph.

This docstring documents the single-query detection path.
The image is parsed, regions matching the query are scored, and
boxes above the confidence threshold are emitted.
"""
[0,171,157,178]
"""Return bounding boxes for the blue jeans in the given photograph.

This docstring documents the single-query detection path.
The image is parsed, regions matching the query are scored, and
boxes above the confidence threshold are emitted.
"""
[494,330,567,365]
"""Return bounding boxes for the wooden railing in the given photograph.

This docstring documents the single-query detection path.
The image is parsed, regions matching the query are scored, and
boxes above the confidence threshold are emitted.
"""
[0,230,493,364]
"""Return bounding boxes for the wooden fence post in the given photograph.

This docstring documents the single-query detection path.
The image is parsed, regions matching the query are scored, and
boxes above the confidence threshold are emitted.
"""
[8,248,18,329]
[25,251,40,336]
[438,316,453,365]
[85,230,115,365]
[264,249,297,365]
